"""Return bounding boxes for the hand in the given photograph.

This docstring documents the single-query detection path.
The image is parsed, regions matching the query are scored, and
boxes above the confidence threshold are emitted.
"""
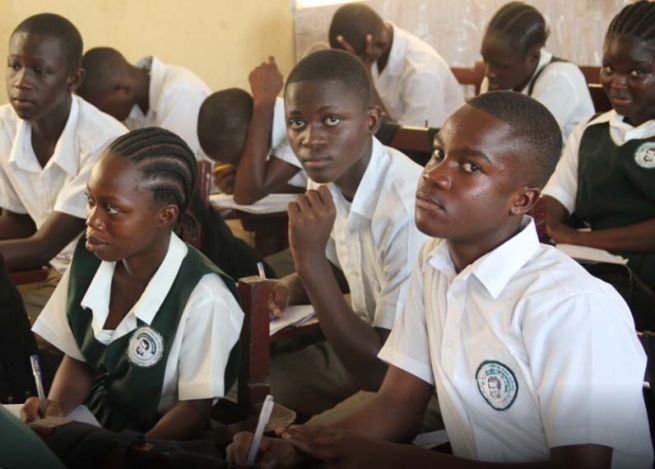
[21,397,66,424]
[287,186,336,265]
[227,431,298,469]
[277,425,388,469]
[213,165,236,194]
[335,34,378,69]
[545,216,583,245]
[250,56,284,105]
[269,281,292,319]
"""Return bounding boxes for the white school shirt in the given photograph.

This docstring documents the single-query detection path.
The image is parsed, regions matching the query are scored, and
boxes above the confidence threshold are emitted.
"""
[480,50,594,141]
[543,110,655,214]
[379,218,652,468]
[307,138,429,329]
[0,96,127,272]
[269,97,307,188]
[370,24,464,128]
[33,233,244,414]
[124,56,210,161]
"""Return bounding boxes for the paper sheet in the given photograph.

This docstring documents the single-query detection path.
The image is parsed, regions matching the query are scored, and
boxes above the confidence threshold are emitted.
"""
[270,305,316,336]
[210,193,296,214]
[2,404,100,427]
[556,244,628,265]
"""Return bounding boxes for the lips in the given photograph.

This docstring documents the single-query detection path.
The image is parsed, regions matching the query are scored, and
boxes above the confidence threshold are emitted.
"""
[301,156,331,170]
[416,193,446,212]
[85,234,108,252]
[609,93,632,108]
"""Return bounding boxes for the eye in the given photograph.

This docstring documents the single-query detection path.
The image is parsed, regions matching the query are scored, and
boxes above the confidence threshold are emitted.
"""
[288,118,305,130]
[34,67,45,75]
[630,69,645,78]
[324,116,341,127]
[85,192,95,207]
[105,204,119,215]
[602,65,614,76]
[461,161,482,173]
[431,148,445,161]
[9,62,20,71]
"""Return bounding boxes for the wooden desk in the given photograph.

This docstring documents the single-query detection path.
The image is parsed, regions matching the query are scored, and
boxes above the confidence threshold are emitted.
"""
[10,267,49,285]
[219,209,289,258]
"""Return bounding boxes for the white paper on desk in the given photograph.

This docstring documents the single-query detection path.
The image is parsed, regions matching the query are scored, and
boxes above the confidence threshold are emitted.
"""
[210,193,296,214]
[556,244,628,265]
[412,429,449,449]
[270,305,316,335]
[3,403,100,427]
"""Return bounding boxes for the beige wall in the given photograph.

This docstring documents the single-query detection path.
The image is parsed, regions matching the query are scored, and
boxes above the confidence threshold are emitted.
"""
[0,0,296,104]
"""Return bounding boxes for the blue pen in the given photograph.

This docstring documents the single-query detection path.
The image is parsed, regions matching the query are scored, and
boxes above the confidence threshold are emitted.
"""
[30,354,47,414]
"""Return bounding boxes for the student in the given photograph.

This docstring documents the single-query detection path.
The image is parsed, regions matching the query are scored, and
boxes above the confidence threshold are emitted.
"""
[197,56,307,204]
[542,1,655,287]
[328,3,463,127]
[480,1,594,141]
[228,91,652,469]
[267,49,429,421]
[76,47,210,160]
[0,14,126,320]
[22,128,243,440]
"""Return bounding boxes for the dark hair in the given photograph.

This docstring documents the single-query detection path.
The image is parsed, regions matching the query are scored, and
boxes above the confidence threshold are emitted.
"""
[285,49,371,108]
[606,1,655,45]
[77,47,129,99]
[328,3,386,55]
[468,91,561,188]
[108,127,197,232]
[485,2,549,56]
[197,89,253,164]
[13,13,83,69]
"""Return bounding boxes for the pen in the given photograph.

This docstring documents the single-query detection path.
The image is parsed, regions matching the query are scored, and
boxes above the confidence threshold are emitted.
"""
[257,261,266,279]
[247,394,275,465]
[30,354,47,414]
[211,163,233,174]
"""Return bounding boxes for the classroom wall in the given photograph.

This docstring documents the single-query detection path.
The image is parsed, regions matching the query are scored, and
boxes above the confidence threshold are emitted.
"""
[0,0,296,105]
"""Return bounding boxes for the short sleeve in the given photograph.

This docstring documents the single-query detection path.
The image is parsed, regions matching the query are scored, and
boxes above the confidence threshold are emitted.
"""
[156,88,206,156]
[176,274,244,400]
[378,247,434,385]
[542,123,584,214]
[522,288,648,452]
[0,165,27,214]
[32,266,86,361]
[399,72,448,127]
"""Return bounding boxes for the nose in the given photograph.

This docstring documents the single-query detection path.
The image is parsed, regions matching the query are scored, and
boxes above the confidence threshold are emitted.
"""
[422,162,452,190]
[484,62,496,79]
[610,73,628,89]
[86,205,105,230]
[12,68,33,90]
[302,124,325,148]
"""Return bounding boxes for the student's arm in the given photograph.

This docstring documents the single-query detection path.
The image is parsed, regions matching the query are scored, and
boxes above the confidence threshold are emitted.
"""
[232,57,301,205]
[0,209,36,240]
[22,355,93,423]
[287,187,389,391]
[145,399,213,440]
[0,211,85,270]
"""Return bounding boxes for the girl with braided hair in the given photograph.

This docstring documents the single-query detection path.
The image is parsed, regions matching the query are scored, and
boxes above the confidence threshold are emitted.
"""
[22,127,243,440]
[543,0,655,288]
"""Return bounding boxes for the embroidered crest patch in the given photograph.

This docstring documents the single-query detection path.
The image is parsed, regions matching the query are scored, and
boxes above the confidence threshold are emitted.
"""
[635,142,655,169]
[127,326,164,368]
[476,360,518,411]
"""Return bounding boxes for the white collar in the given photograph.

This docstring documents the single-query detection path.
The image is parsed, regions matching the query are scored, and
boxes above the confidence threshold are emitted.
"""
[428,217,539,299]
[80,233,188,338]
[8,96,80,176]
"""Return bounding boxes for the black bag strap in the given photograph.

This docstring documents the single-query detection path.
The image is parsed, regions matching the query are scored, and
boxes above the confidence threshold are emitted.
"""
[528,56,570,96]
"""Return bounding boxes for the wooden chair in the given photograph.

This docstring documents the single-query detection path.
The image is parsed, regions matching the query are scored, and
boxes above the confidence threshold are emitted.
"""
[450,61,485,96]
[579,66,601,85]
[376,122,438,167]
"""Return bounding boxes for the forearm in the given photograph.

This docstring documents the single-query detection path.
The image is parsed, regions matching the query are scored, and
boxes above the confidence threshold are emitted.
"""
[146,399,213,440]
[48,355,93,415]
[296,256,387,390]
[0,213,36,240]
[233,99,276,205]
[571,218,655,253]
[0,237,57,270]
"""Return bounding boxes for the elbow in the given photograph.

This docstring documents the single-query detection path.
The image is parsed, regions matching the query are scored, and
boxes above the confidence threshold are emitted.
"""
[357,362,388,392]
[233,188,263,206]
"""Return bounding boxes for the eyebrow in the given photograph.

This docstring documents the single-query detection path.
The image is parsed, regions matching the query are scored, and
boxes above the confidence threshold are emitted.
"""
[432,135,492,164]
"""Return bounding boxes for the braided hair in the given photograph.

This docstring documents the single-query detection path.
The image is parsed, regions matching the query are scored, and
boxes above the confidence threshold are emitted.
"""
[485,2,549,56]
[108,127,197,233]
[606,1,655,44]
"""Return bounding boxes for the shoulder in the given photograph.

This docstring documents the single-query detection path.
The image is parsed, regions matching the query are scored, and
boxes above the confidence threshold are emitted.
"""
[395,28,449,77]
[159,63,210,97]
[74,96,127,153]
[0,105,18,154]
[540,58,588,85]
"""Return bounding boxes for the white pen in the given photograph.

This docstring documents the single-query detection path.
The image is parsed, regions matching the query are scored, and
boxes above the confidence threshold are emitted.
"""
[257,261,266,279]
[30,354,47,414]
[247,394,275,465]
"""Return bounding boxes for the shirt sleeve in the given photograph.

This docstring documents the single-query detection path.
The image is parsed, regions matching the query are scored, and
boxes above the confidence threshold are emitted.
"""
[531,66,584,137]
[31,266,86,361]
[0,164,27,214]
[522,286,648,452]
[52,148,106,220]
[176,274,244,400]
[541,122,584,214]
[378,246,434,385]
[156,88,206,156]
[399,71,447,127]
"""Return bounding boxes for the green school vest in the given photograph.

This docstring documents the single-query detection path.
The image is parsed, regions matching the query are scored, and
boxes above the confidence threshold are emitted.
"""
[66,236,240,432]
[575,121,655,285]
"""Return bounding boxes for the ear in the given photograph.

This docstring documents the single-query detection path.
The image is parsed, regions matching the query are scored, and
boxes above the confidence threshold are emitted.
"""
[366,105,382,135]
[509,187,541,216]
[67,67,85,92]
[157,204,180,229]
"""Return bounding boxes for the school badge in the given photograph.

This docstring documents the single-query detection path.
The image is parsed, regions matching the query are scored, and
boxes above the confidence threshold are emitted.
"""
[128,326,164,368]
[476,360,518,411]
[634,142,655,169]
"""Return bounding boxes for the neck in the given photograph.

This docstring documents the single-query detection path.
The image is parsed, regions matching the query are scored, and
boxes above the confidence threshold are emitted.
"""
[334,137,373,201]
[375,23,394,73]
[120,231,171,283]
[132,66,151,115]
[513,54,541,92]
[31,94,72,141]
[446,219,523,274]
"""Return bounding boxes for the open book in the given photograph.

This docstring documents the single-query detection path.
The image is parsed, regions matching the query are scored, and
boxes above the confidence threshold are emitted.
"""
[210,193,296,214]
[270,305,316,336]
[556,244,628,265]
[3,404,100,427]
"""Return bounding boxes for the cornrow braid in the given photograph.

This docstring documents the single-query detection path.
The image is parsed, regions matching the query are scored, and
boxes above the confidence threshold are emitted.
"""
[108,127,198,233]
[606,1,655,45]
[486,2,549,56]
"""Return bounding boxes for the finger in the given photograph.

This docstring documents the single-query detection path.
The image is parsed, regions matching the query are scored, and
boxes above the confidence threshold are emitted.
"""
[230,432,254,466]
[336,35,355,54]
[20,398,42,423]
[280,427,330,461]
[365,34,375,53]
